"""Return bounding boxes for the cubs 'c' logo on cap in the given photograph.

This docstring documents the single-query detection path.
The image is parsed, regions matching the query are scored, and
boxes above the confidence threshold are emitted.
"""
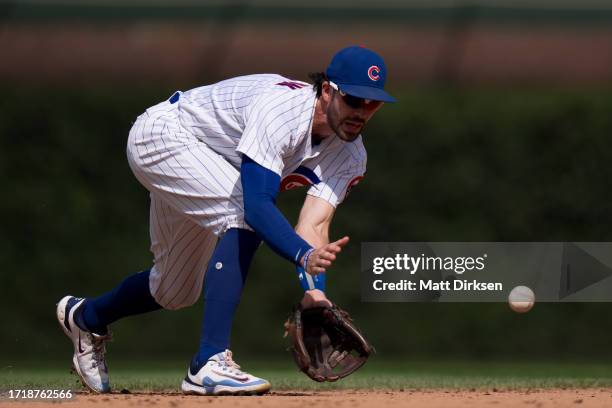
[367,66,380,81]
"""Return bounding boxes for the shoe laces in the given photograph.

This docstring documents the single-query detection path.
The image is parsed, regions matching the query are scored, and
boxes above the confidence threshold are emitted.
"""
[90,332,113,368]
[217,350,245,375]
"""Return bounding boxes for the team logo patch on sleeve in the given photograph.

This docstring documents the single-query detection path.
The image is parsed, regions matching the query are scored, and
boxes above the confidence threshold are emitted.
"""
[280,166,321,192]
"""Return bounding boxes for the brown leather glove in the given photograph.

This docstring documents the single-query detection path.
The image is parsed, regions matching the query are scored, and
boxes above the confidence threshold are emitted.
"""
[284,304,374,382]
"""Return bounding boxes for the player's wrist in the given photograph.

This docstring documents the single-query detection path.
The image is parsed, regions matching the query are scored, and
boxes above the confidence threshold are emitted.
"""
[296,264,326,292]
[300,248,315,270]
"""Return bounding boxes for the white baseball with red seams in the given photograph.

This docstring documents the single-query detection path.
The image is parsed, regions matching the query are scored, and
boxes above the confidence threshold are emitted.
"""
[508,285,536,313]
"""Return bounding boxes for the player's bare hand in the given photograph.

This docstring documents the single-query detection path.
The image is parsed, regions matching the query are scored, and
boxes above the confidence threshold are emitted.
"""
[303,236,349,275]
[301,289,333,309]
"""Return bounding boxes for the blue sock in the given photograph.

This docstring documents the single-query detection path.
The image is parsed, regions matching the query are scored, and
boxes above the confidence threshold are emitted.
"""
[195,228,261,365]
[75,270,162,335]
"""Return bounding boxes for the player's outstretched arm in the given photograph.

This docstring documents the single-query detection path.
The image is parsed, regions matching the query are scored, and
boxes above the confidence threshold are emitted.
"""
[295,195,349,276]
[240,156,344,267]
[294,195,345,306]
[241,156,312,264]
[241,156,349,278]
[295,195,335,248]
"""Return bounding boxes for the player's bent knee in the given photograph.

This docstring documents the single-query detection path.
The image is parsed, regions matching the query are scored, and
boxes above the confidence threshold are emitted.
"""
[154,295,201,311]
[149,286,201,311]
[168,294,201,310]
[148,265,205,310]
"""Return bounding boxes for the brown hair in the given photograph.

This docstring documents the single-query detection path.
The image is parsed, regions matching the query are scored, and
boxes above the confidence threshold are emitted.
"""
[308,72,328,97]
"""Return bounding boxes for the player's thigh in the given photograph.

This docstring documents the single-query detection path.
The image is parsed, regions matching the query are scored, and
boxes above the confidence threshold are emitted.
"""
[128,120,247,234]
[148,194,218,310]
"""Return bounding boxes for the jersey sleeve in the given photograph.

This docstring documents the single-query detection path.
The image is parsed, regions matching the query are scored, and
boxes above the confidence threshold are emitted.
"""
[306,149,367,208]
[236,91,298,176]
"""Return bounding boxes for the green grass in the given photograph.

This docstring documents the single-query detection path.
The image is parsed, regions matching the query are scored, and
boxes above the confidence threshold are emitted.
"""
[2,360,612,392]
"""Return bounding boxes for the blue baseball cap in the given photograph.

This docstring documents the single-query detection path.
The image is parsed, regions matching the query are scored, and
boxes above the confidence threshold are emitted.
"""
[326,46,396,103]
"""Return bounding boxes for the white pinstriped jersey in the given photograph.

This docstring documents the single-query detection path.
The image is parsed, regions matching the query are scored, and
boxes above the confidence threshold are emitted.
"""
[177,73,367,207]
[126,74,367,309]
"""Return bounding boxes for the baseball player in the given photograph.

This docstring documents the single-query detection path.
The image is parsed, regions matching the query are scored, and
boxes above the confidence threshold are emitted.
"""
[56,46,395,395]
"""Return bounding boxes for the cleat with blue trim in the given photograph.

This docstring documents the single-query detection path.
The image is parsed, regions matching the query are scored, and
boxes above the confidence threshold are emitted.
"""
[181,350,271,396]
[56,296,111,393]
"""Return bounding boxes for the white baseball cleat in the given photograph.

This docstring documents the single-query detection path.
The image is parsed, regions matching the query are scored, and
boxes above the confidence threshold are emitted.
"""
[56,296,111,393]
[181,350,271,396]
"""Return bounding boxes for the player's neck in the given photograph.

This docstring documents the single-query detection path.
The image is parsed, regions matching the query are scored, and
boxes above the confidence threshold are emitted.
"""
[311,97,335,143]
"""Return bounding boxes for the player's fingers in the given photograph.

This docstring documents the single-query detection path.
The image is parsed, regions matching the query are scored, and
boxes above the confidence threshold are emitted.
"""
[326,244,343,254]
[333,236,350,247]
[310,266,326,275]
[317,251,336,262]
[327,236,349,253]
[315,258,332,268]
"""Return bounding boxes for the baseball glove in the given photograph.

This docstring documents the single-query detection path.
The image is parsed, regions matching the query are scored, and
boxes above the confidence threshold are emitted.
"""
[284,304,373,382]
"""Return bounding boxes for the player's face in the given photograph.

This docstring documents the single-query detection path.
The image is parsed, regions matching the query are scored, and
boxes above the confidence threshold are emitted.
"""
[325,85,384,142]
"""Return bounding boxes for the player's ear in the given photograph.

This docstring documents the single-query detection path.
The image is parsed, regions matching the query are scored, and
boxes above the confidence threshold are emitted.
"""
[321,81,333,104]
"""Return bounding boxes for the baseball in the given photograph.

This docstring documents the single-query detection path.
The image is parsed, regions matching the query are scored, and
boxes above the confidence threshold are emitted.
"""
[508,285,535,313]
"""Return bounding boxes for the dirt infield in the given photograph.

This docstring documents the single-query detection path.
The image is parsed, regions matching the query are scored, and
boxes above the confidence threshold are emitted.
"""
[2,389,612,408]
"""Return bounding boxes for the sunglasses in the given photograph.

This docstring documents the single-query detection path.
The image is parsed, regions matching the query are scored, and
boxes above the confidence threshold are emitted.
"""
[329,81,383,110]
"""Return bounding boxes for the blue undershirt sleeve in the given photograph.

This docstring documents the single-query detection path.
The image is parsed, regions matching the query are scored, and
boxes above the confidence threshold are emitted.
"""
[240,155,313,266]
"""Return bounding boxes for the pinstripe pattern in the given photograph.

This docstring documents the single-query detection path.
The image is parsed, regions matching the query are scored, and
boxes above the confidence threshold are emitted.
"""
[304,136,367,207]
[148,194,217,310]
[124,74,366,309]
[278,134,368,208]
[127,102,249,309]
